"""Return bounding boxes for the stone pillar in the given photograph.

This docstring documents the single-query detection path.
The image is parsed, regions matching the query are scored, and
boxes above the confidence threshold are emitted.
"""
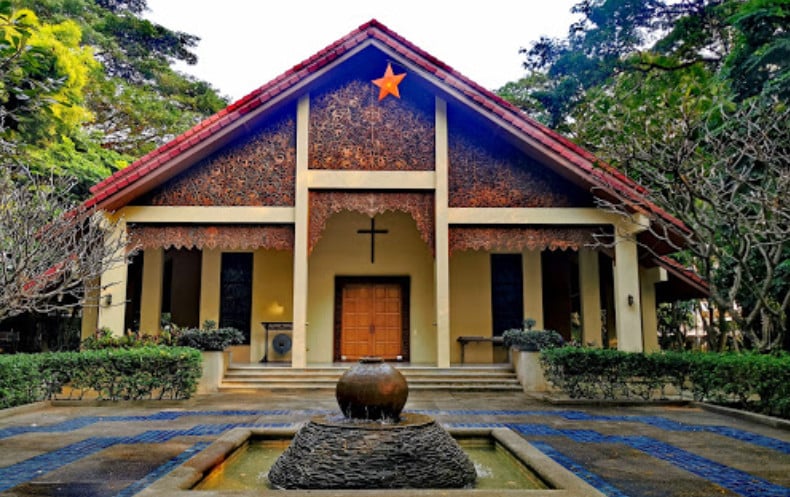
[579,248,602,347]
[613,227,644,352]
[199,248,221,326]
[139,248,164,334]
[640,266,667,353]
[434,97,451,367]
[522,250,544,330]
[97,216,127,336]
[291,95,310,368]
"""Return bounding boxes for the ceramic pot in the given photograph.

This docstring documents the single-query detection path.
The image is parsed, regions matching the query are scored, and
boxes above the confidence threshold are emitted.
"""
[335,356,408,421]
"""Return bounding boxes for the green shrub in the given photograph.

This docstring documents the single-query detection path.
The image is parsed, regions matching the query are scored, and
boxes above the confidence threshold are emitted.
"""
[81,327,176,350]
[0,347,202,408]
[503,329,564,351]
[176,321,244,351]
[540,348,790,419]
[0,353,46,408]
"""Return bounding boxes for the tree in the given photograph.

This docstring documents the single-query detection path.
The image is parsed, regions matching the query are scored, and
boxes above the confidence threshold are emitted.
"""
[581,87,789,351]
[1,5,130,323]
[501,0,790,351]
[6,0,227,192]
[0,167,131,322]
[506,0,788,127]
[1,3,127,196]
[14,0,228,157]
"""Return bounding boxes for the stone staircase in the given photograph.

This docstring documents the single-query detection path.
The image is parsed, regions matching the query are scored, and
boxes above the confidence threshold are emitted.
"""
[219,363,522,391]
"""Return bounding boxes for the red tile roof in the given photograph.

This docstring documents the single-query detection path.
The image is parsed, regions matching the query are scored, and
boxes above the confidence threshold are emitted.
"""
[84,19,689,239]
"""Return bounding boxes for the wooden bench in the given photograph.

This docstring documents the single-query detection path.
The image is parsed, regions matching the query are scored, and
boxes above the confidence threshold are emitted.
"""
[457,335,504,364]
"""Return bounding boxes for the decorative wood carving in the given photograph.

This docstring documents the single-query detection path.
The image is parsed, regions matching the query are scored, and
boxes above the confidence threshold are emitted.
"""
[448,132,590,208]
[309,191,434,253]
[138,117,296,206]
[128,224,294,251]
[309,80,434,170]
[449,226,595,255]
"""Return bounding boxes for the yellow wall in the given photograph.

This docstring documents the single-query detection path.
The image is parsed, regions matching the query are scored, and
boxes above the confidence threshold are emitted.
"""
[251,249,294,362]
[308,211,435,364]
[449,251,493,363]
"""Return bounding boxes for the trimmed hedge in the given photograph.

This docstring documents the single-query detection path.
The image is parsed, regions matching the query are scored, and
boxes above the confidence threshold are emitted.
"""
[0,347,202,408]
[540,348,790,419]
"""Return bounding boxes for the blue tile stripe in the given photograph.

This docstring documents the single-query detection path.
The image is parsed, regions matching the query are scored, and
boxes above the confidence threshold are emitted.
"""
[0,423,295,494]
[529,440,631,497]
[112,441,211,497]
[2,408,787,453]
[510,424,790,497]
[624,436,790,497]
[0,437,124,492]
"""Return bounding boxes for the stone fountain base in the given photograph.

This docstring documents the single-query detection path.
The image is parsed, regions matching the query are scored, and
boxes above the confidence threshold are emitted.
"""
[267,413,477,489]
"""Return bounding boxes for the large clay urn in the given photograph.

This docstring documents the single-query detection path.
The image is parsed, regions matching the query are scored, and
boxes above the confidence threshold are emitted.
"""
[335,356,408,421]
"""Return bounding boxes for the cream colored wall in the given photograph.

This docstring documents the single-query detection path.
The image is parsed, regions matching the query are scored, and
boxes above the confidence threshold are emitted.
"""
[449,251,493,364]
[200,249,293,364]
[250,249,294,363]
[199,249,221,326]
[307,211,435,365]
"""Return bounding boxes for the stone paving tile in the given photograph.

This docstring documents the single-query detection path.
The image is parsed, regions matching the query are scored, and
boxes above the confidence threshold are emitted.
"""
[534,439,742,497]
[0,391,788,497]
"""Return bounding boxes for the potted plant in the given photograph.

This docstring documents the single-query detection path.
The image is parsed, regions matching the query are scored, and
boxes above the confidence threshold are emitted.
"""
[176,320,244,394]
[504,319,564,392]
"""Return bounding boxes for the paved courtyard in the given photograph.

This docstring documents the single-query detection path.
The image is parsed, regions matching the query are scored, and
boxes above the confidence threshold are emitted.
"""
[0,390,788,497]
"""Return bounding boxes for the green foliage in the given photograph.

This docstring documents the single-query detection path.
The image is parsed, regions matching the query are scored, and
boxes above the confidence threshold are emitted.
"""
[175,320,244,351]
[81,327,175,349]
[0,351,44,407]
[725,0,790,100]
[4,0,227,192]
[1,4,96,158]
[504,0,788,125]
[0,346,202,407]
[503,328,565,351]
[540,348,790,418]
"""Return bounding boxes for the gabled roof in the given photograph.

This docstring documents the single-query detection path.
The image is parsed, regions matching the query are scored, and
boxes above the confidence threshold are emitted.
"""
[84,19,689,243]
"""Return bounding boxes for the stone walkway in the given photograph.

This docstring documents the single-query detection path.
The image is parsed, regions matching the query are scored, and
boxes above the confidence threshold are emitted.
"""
[0,390,788,497]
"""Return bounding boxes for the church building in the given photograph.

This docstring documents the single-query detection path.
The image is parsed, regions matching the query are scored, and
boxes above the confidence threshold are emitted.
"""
[81,20,706,367]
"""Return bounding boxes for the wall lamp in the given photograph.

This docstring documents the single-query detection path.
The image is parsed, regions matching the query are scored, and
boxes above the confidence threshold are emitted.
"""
[627,294,634,307]
[101,293,113,307]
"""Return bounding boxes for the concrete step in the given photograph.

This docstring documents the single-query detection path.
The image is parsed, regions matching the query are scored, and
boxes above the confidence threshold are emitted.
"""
[219,364,522,391]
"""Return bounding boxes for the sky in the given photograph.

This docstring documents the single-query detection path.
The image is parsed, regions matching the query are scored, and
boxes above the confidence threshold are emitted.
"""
[144,0,580,102]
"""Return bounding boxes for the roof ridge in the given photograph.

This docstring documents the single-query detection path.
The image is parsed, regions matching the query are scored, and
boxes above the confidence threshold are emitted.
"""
[83,18,685,237]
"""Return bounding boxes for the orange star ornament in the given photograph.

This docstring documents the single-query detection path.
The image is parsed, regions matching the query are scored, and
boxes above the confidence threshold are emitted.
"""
[372,63,406,100]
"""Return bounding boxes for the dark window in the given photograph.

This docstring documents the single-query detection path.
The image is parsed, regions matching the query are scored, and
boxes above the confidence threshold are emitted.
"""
[490,254,524,336]
[219,253,253,344]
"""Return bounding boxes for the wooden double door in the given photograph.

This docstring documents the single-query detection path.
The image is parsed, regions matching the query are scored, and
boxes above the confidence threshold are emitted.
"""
[334,277,410,362]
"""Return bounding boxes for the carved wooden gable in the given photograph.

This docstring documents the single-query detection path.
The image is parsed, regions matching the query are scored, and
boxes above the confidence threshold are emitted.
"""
[448,108,591,208]
[309,79,434,170]
[136,113,296,207]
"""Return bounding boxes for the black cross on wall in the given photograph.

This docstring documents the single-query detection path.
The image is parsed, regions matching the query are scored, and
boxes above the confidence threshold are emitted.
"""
[357,218,389,263]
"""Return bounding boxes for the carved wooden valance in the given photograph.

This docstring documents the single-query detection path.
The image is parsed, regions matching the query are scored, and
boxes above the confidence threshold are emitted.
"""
[449,226,596,255]
[309,80,435,171]
[128,224,294,251]
[309,191,434,253]
[137,116,296,207]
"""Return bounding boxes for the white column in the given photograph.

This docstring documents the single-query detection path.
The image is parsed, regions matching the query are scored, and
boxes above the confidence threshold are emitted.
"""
[613,218,647,352]
[522,250,544,330]
[97,215,127,336]
[435,97,451,367]
[291,95,310,368]
[640,266,667,353]
[579,248,602,347]
[139,248,164,334]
